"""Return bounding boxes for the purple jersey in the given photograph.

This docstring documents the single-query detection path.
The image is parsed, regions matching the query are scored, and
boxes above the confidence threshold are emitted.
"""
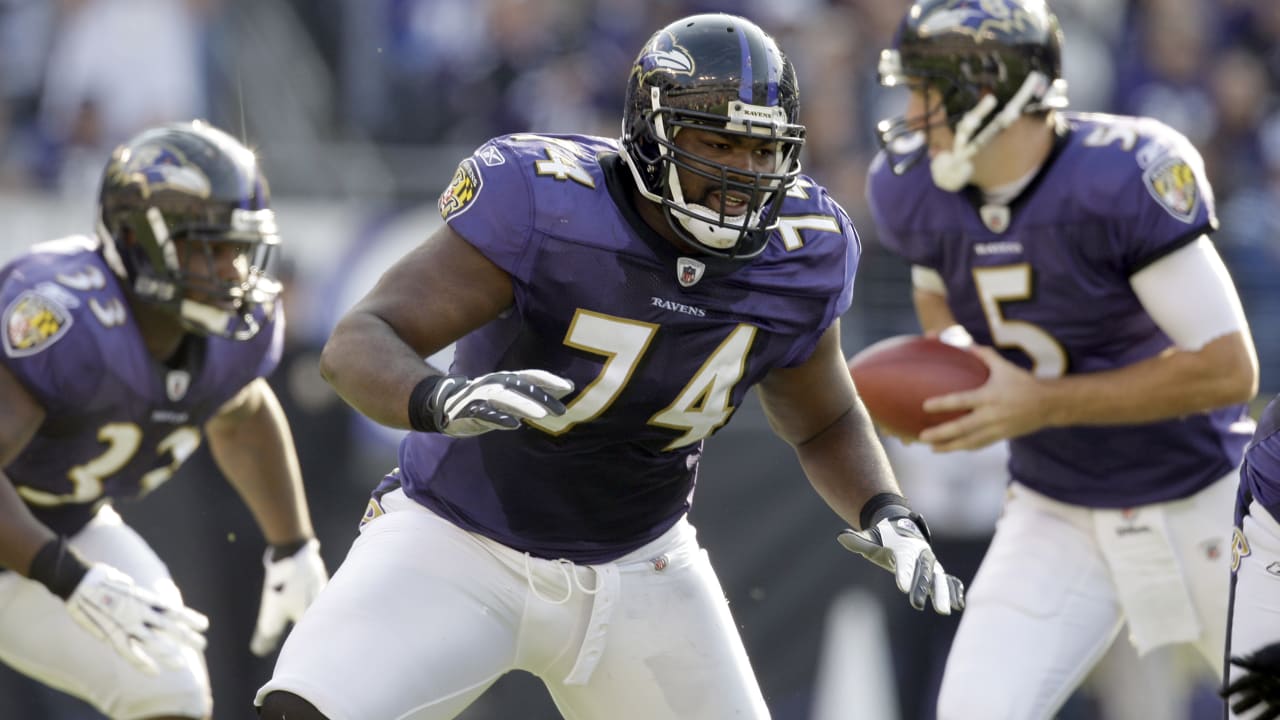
[1240,396,1280,523]
[397,133,858,563]
[1,236,283,536]
[868,112,1250,507]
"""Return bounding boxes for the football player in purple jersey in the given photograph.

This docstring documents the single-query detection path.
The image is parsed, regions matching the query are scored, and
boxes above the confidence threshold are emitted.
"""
[0,121,326,719]
[1223,398,1280,719]
[866,1,1258,718]
[257,13,963,720]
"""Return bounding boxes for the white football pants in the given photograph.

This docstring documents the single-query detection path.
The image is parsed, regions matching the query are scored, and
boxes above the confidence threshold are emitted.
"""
[0,505,211,719]
[256,488,769,719]
[937,475,1234,720]
[1227,499,1280,720]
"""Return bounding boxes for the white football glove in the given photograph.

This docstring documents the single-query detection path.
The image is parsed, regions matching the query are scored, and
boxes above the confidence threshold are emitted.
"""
[66,564,209,674]
[838,516,965,615]
[250,538,327,656]
[423,370,574,437]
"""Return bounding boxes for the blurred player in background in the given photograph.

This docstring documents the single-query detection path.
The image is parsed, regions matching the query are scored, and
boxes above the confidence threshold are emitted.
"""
[257,13,963,720]
[0,121,326,719]
[1223,397,1280,719]
[865,1,1258,718]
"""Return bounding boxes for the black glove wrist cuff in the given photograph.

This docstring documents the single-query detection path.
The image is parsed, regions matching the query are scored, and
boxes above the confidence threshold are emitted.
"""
[269,537,313,562]
[859,492,912,530]
[408,374,447,433]
[27,537,89,601]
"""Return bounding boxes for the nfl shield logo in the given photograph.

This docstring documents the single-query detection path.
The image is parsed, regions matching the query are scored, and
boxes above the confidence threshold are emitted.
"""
[676,257,705,287]
[979,204,1010,233]
[166,370,191,402]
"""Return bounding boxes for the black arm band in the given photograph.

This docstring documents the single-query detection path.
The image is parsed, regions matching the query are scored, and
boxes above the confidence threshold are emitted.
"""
[408,375,446,433]
[27,537,89,601]
[269,537,313,562]
[859,492,913,530]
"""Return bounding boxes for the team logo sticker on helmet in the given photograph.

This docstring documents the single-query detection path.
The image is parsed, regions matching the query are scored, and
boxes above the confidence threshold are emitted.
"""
[3,290,73,358]
[636,31,694,81]
[439,158,484,221]
[1143,155,1199,223]
[114,144,213,199]
[921,0,1039,39]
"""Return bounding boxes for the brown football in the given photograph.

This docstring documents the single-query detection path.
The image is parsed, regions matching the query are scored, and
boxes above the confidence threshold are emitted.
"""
[848,334,990,439]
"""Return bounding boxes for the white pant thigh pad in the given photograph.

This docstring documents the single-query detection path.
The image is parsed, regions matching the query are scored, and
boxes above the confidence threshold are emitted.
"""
[257,491,529,720]
[542,520,769,720]
[0,506,210,720]
[938,484,1123,720]
[259,492,769,720]
[1228,500,1280,720]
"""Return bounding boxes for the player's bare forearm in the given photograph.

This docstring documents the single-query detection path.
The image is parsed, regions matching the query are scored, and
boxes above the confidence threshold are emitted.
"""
[758,321,902,529]
[913,288,956,334]
[1040,329,1256,426]
[0,363,56,573]
[795,403,902,529]
[206,379,314,546]
[0,475,58,575]
[320,310,442,429]
[916,270,1254,443]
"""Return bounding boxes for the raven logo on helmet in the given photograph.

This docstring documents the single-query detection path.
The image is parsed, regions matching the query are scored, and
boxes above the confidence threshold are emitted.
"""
[920,0,1042,40]
[636,31,695,79]
[875,0,1068,188]
[114,145,213,200]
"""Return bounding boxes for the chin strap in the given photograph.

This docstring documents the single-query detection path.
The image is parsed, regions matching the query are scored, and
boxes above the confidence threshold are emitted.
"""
[930,72,1052,192]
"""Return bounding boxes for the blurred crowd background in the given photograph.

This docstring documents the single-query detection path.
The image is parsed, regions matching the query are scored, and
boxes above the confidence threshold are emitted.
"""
[0,0,1276,718]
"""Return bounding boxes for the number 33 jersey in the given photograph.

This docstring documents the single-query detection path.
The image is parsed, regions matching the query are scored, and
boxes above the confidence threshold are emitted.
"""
[398,133,860,564]
[0,237,283,536]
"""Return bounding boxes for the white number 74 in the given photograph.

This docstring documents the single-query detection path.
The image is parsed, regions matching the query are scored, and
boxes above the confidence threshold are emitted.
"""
[527,310,756,450]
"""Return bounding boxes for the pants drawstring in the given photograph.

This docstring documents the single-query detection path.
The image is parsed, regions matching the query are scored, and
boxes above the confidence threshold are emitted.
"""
[519,552,618,686]
[521,555,604,606]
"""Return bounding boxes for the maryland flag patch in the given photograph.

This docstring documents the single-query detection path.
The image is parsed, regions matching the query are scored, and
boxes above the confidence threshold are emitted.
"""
[438,157,483,221]
[3,291,73,357]
[1143,155,1200,223]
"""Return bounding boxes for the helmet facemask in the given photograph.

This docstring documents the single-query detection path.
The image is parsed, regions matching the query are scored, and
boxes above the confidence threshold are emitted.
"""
[875,49,964,176]
[625,87,804,259]
[99,203,281,340]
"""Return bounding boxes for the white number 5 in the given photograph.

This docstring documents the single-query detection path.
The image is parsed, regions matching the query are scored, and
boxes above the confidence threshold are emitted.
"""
[972,264,1067,378]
